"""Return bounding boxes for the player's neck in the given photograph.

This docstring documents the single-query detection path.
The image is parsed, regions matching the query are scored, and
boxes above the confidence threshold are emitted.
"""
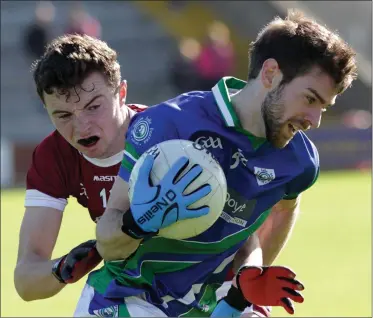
[116,106,134,152]
[105,106,134,158]
[230,81,267,138]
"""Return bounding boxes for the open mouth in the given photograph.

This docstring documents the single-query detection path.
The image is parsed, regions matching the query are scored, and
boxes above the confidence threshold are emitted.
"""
[77,136,100,148]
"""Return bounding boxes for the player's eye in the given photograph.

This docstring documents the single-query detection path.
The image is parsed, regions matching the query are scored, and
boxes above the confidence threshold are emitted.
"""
[305,95,316,105]
[58,113,71,120]
[87,105,101,111]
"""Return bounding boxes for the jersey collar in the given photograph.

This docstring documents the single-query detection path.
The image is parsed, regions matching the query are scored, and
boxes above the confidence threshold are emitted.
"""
[212,76,267,150]
[82,150,123,167]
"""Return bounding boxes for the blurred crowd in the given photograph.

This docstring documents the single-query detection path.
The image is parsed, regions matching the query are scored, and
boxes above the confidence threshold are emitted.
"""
[23,1,235,97]
[23,1,101,63]
[170,21,235,94]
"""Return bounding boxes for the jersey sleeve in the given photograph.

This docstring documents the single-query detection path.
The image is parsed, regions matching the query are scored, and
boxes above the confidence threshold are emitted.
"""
[25,132,78,211]
[283,135,320,200]
[118,105,179,182]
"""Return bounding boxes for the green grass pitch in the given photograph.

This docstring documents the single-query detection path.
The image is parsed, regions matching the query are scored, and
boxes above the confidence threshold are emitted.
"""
[1,170,371,317]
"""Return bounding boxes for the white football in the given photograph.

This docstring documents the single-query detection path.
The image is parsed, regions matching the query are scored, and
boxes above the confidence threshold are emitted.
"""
[128,139,227,240]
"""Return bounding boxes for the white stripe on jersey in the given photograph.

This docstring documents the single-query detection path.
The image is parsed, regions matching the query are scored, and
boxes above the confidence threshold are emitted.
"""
[212,84,235,127]
[24,189,67,211]
[160,253,236,306]
[124,149,138,164]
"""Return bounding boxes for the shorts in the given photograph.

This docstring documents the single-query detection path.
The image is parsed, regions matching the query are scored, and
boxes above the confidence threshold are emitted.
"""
[74,282,263,317]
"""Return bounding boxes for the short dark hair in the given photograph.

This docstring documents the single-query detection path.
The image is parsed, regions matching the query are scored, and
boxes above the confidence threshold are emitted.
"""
[247,10,358,93]
[32,34,121,103]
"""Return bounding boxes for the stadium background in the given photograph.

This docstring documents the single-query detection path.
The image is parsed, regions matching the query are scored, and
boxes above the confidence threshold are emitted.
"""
[1,1,371,317]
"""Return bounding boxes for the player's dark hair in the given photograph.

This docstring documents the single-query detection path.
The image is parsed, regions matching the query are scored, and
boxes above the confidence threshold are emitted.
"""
[32,34,121,103]
[247,10,357,93]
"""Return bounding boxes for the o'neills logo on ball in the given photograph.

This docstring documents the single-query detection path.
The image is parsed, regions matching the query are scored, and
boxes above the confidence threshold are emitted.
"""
[137,190,178,225]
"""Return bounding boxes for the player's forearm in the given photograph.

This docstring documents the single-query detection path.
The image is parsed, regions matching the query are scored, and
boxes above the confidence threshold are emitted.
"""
[14,259,65,301]
[256,199,300,265]
[231,233,263,288]
[96,208,141,261]
[233,233,263,272]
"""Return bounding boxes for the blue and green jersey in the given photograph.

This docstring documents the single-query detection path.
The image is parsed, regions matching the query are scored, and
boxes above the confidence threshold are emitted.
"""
[87,77,319,316]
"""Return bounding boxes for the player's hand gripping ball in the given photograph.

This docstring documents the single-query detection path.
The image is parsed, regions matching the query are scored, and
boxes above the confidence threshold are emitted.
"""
[128,139,227,239]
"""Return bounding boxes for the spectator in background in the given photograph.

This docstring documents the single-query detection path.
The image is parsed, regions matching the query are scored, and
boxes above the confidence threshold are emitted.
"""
[170,37,202,94]
[23,1,55,61]
[23,1,56,115]
[196,21,235,90]
[167,0,188,12]
[65,2,101,39]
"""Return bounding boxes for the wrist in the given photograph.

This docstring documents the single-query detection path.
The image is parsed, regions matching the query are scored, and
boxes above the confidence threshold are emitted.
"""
[121,208,158,240]
[225,285,252,311]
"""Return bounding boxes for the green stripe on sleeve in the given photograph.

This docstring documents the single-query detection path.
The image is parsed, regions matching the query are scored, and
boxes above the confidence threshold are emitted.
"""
[125,142,140,161]
[121,158,134,172]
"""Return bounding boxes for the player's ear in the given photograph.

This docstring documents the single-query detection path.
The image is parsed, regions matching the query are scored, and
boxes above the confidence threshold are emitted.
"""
[260,58,282,90]
[119,80,127,106]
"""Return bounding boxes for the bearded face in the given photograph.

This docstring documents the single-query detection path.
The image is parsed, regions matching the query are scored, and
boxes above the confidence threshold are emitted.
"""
[261,83,315,149]
[261,85,288,148]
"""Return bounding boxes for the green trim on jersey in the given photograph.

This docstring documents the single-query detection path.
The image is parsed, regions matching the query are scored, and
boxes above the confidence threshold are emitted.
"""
[119,305,131,317]
[284,166,320,200]
[180,283,221,317]
[307,167,320,190]
[121,142,140,172]
[88,208,272,305]
[212,77,267,150]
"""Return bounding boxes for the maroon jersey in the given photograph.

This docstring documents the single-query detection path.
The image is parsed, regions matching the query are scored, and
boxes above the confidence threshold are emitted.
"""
[24,104,147,222]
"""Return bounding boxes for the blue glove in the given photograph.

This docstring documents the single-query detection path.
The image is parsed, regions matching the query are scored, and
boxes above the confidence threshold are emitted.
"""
[122,155,212,238]
[211,300,242,317]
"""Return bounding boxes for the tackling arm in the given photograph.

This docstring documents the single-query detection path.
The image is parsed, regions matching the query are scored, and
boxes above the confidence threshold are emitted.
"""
[256,196,301,265]
[14,207,66,301]
[96,177,142,261]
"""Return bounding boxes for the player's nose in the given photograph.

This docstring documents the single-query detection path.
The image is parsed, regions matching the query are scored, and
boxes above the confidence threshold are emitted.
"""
[305,108,322,129]
[73,109,91,125]
[72,112,92,134]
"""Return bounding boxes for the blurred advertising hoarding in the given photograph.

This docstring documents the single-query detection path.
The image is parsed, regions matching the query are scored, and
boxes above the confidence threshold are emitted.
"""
[306,126,371,171]
[1,139,14,187]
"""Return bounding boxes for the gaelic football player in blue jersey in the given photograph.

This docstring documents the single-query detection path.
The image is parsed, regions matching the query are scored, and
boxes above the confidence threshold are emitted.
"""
[75,10,357,317]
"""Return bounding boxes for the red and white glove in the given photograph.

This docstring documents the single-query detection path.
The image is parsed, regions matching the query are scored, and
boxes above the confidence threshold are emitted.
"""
[52,240,102,284]
[237,266,305,315]
[252,305,272,317]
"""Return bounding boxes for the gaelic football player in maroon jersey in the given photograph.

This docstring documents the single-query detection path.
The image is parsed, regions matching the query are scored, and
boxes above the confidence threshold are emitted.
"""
[14,34,147,301]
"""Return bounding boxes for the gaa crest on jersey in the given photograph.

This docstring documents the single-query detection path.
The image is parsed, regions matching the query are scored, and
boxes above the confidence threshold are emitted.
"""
[195,136,223,149]
[254,167,275,186]
[131,116,153,145]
